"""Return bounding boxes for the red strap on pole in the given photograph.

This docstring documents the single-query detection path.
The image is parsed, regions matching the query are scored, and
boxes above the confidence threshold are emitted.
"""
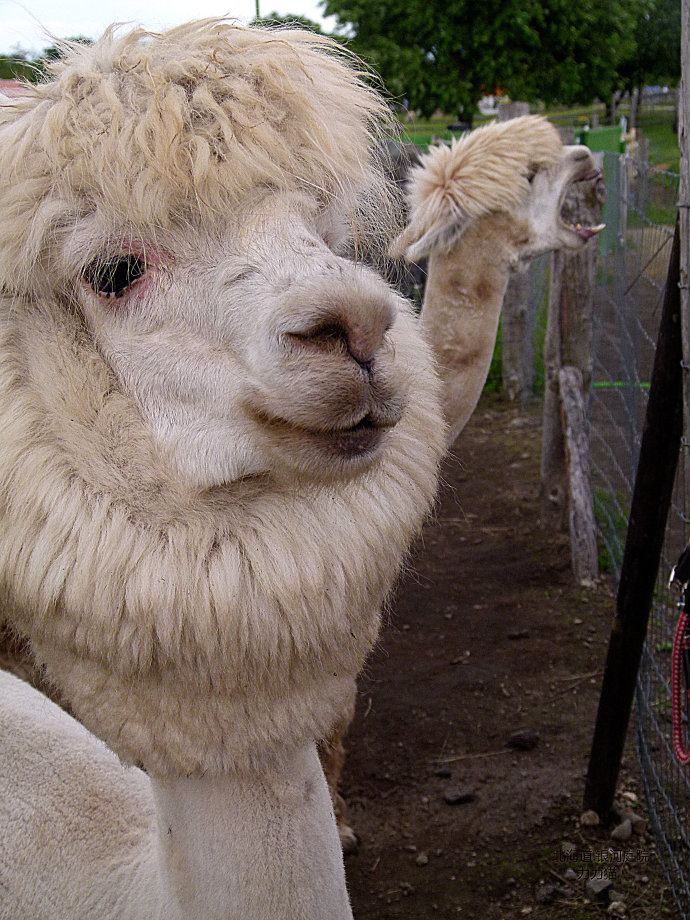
[672,609,690,764]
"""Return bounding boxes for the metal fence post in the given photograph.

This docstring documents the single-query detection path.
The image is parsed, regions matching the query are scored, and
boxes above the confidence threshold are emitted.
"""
[583,218,683,816]
[681,0,690,489]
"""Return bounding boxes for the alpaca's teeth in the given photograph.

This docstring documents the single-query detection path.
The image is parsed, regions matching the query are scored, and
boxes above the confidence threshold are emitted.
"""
[569,222,606,238]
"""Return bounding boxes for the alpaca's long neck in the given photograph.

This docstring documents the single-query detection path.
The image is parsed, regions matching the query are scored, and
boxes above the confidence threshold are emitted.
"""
[151,743,353,920]
[421,214,525,445]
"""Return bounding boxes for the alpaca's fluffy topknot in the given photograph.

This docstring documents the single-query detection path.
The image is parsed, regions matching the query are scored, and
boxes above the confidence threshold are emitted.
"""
[392,115,563,262]
[0,20,398,294]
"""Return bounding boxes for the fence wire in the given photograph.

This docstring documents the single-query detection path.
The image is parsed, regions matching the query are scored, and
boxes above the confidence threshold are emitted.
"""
[590,153,678,581]
[571,152,688,914]
[525,149,687,912]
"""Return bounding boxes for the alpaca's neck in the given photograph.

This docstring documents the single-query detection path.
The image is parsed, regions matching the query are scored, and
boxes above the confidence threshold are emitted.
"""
[151,743,353,920]
[0,670,353,920]
[421,214,525,445]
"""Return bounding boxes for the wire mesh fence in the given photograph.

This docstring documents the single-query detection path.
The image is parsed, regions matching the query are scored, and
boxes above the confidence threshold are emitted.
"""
[590,153,678,582]
[530,151,690,914]
[527,154,678,579]
[589,154,690,917]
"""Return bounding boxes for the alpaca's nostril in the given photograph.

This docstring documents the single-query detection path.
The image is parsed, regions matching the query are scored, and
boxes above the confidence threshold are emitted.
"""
[340,302,394,369]
[284,303,393,370]
[353,355,374,374]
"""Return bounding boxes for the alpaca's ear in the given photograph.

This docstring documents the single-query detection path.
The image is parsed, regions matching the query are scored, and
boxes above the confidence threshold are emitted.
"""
[390,209,472,264]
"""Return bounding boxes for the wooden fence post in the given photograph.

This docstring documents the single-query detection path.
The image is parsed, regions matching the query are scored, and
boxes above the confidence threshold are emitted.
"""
[497,101,530,122]
[540,163,605,585]
[501,269,531,402]
[559,367,599,582]
[583,218,683,816]
[499,102,533,403]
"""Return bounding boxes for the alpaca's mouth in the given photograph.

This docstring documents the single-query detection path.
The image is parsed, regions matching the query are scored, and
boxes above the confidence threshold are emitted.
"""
[569,223,605,240]
[564,217,606,240]
[559,166,606,241]
[303,409,403,459]
[325,415,391,456]
[253,406,402,465]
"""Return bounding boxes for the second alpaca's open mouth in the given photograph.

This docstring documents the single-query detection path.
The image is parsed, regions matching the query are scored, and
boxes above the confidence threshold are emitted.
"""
[559,163,606,242]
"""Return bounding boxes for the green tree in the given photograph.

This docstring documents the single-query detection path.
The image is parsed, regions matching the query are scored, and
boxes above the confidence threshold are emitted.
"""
[619,0,680,90]
[320,0,640,118]
[0,50,36,82]
[0,37,95,85]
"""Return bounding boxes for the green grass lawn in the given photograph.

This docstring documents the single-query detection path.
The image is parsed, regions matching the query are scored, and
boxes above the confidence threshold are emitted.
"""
[637,109,680,171]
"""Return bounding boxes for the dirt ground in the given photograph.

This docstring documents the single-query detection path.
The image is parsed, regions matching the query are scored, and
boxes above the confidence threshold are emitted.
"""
[341,394,683,920]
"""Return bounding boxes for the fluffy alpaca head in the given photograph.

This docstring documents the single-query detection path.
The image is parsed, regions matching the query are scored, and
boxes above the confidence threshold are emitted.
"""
[391,115,566,262]
[0,22,445,774]
[0,20,428,491]
[0,20,399,297]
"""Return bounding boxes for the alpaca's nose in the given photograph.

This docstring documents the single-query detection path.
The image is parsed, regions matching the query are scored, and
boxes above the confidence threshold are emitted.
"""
[284,293,395,371]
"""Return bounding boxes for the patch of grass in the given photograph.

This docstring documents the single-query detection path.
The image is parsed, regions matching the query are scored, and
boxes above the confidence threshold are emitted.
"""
[638,111,680,173]
[593,488,629,575]
[398,117,485,150]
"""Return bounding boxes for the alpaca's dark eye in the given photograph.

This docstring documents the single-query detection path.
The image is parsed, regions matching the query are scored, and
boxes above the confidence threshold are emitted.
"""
[83,256,147,298]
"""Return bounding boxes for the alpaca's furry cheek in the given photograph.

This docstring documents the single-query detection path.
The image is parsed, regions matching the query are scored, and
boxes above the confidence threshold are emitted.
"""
[157,418,273,488]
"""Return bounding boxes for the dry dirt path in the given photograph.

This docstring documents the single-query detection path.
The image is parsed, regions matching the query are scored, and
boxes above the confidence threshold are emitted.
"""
[343,394,682,920]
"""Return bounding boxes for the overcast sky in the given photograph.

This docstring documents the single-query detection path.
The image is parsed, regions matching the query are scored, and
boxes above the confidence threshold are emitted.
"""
[0,0,337,55]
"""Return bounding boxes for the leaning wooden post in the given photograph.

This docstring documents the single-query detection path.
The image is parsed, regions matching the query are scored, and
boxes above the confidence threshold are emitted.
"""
[583,218,683,817]
[501,269,531,402]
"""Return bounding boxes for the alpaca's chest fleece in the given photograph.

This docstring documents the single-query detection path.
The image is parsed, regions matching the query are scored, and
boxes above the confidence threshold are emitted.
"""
[0,298,444,774]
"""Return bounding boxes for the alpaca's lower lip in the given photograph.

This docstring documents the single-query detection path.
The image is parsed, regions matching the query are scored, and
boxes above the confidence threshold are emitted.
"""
[253,408,390,459]
[321,422,384,457]
[299,416,389,459]
[575,167,602,183]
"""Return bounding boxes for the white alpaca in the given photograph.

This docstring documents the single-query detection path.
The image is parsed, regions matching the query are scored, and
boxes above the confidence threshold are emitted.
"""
[0,21,445,919]
[1,669,353,919]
